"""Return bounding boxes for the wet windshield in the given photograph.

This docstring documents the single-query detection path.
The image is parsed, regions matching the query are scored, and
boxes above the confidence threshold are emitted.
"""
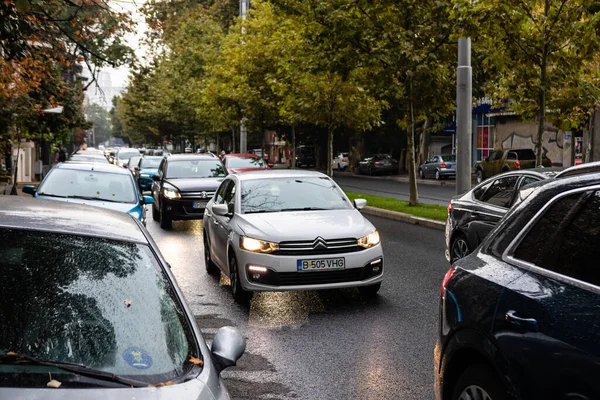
[166,160,227,179]
[241,177,351,213]
[140,157,162,169]
[38,169,137,203]
[228,157,266,169]
[0,229,198,386]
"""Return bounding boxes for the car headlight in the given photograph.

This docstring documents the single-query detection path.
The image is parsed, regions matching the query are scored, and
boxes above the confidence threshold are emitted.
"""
[240,237,279,253]
[357,231,380,248]
[162,188,181,199]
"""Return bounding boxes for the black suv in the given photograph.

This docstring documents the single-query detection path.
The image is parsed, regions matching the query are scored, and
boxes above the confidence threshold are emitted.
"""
[151,154,227,229]
[436,165,600,400]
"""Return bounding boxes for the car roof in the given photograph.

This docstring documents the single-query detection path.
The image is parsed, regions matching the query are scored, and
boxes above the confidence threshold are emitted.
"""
[231,169,328,181]
[0,196,147,243]
[555,161,600,178]
[226,153,260,159]
[53,162,131,175]
[167,154,220,161]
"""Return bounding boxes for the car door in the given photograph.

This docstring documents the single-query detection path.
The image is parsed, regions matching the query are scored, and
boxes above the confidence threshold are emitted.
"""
[493,189,600,400]
[207,179,231,268]
[152,158,166,207]
[213,180,236,271]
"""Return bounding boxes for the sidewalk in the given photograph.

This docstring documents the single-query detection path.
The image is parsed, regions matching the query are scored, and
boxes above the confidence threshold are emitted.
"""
[333,171,478,187]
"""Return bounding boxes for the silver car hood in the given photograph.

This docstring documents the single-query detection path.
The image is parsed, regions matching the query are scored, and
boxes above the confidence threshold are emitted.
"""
[236,209,375,241]
[0,378,216,400]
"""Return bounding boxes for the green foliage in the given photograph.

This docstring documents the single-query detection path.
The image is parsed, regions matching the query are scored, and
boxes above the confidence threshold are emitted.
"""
[345,191,448,222]
[85,104,111,145]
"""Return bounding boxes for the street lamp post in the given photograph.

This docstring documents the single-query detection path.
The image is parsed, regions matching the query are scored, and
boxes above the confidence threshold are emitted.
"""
[239,0,250,153]
[456,38,472,195]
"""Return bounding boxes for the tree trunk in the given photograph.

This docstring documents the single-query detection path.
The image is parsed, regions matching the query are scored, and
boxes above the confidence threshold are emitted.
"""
[216,132,220,153]
[537,49,547,167]
[407,100,419,206]
[231,126,236,153]
[291,125,296,169]
[327,124,335,177]
[418,118,431,164]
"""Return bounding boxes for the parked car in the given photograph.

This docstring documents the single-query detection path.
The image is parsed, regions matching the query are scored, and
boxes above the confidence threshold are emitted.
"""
[418,154,456,180]
[115,148,141,167]
[22,162,153,226]
[0,196,245,399]
[251,149,270,163]
[203,170,383,304]
[357,154,399,175]
[135,156,163,191]
[151,154,227,229]
[436,167,600,400]
[222,153,269,174]
[107,149,117,164]
[332,152,349,171]
[445,168,560,263]
[295,145,316,168]
[475,148,552,183]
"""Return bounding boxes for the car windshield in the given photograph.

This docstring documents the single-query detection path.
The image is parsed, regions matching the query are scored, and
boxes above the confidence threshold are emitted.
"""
[118,151,140,160]
[166,160,227,179]
[38,169,137,203]
[228,157,266,169]
[241,177,352,213]
[140,157,162,169]
[0,229,198,387]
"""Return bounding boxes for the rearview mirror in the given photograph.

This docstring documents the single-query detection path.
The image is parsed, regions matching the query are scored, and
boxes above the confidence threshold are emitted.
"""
[212,203,229,217]
[152,174,161,182]
[354,199,367,210]
[211,326,246,374]
[143,195,154,205]
[22,185,36,195]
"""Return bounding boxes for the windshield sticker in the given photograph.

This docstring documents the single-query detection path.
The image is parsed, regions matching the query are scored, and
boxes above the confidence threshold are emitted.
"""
[123,347,153,369]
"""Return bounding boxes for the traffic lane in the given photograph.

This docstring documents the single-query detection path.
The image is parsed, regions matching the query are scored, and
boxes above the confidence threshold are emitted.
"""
[333,174,456,206]
[146,213,447,400]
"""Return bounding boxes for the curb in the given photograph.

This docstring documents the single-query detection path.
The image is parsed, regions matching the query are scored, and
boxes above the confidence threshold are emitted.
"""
[333,171,479,187]
[362,206,446,231]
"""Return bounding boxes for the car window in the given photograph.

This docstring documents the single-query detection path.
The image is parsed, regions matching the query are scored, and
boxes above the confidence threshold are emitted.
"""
[118,150,140,160]
[513,191,600,287]
[140,157,162,169]
[492,151,504,161]
[224,182,236,213]
[519,176,540,188]
[158,159,166,178]
[441,155,456,162]
[38,169,137,203]
[0,229,198,385]
[215,180,231,204]
[473,181,492,201]
[479,176,519,208]
[227,157,266,169]
[166,160,226,179]
[427,156,436,163]
[506,152,518,160]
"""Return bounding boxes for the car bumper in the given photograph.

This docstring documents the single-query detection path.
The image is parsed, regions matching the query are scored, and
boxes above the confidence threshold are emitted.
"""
[444,215,452,262]
[234,244,384,291]
[438,169,456,177]
[161,197,208,220]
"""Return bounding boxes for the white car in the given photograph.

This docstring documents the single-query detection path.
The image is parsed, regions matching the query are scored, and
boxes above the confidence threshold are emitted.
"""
[332,152,349,171]
[203,170,384,304]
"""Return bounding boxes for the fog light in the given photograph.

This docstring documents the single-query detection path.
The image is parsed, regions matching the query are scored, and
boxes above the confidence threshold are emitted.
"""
[372,265,381,273]
[166,206,172,211]
[248,265,268,273]
[252,273,261,280]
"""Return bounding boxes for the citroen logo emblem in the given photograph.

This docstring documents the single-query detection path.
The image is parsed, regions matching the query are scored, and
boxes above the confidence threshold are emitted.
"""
[313,237,327,250]
[201,191,207,199]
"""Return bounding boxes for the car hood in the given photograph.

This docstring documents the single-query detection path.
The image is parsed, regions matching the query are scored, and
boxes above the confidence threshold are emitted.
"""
[0,378,215,400]
[165,178,225,193]
[36,195,139,215]
[228,167,267,174]
[236,209,375,241]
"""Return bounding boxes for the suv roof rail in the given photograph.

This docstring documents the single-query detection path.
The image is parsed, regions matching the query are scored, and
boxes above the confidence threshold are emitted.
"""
[555,161,600,178]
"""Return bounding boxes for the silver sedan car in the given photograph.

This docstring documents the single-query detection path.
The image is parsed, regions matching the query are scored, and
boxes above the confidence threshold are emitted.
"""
[203,170,384,304]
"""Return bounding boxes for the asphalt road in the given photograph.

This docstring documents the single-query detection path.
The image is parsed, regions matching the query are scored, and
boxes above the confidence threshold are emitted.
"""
[146,212,448,399]
[332,173,457,207]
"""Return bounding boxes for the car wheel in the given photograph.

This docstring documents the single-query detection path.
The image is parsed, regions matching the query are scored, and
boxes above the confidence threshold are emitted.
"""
[229,254,253,305]
[450,234,471,263]
[452,364,507,400]
[204,233,220,276]
[358,282,381,298]
[476,169,483,183]
[419,168,424,179]
[435,170,441,180]
[159,207,172,230]
[368,166,374,176]
[152,203,159,221]
[338,163,342,171]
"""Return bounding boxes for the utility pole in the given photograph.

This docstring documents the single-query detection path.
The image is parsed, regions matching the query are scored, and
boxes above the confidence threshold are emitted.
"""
[239,0,250,153]
[456,38,472,195]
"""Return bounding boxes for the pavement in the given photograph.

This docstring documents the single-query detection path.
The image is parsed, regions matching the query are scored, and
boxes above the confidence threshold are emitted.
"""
[146,212,448,400]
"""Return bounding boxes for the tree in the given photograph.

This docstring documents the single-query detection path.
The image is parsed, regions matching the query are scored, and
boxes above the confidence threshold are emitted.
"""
[85,104,111,145]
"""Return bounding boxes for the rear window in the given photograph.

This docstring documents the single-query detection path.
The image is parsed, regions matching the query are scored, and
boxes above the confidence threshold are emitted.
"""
[227,157,266,169]
[441,155,456,162]
[511,149,536,160]
[0,229,198,386]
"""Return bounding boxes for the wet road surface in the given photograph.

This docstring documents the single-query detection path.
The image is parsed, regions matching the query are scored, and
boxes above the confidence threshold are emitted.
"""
[332,173,456,206]
[146,212,447,399]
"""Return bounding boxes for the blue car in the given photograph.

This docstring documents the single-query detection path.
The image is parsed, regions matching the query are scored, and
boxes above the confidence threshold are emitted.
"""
[134,156,163,191]
[23,162,154,225]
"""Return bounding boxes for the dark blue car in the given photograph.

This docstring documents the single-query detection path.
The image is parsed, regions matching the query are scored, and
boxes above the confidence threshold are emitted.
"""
[436,163,600,400]
[134,156,163,191]
[23,162,154,225]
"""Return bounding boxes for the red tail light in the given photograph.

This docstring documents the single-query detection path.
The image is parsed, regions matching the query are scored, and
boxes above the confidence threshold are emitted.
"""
[342,158,348,162]
[441,268,456,297]
[447,202,452,213]
[440,162,447,168]
[374,161,383,166]
[515,161,521,169]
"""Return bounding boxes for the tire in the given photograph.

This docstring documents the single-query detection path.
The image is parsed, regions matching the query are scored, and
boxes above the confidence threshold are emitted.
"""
[476,169,484,183]
[435,170,441,180]
[338,163,342,171]
[368,166,374,176]
[450,233,471,263]
[419,168,424,179]
[159,207,172,230]
[358,282,381,299]
[451,364,507,400]
[152,203,159,221]
[204,233,220,276]
[229,254,253,305]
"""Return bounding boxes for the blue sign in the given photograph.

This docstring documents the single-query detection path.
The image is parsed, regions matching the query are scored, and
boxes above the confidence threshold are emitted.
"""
[123,347,153,369]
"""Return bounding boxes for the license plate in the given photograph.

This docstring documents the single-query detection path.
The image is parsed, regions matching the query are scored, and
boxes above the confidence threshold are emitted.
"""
[192,201,207,209]
[297,258,345,272]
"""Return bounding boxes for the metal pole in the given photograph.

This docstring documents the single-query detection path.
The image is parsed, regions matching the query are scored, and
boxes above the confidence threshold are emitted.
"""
[239,0,249,153]
[456,38,472,195]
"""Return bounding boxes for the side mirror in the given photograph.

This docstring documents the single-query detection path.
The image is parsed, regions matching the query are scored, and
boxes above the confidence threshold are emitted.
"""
[212,203,230,217]
[143,195,154,205]
[211,326,245,374]
[152,174,161,182]
[353,199,367,210]
[22,185,36,195]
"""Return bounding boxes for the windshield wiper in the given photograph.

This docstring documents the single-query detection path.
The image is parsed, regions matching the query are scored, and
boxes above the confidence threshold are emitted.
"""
[65,195,124,203]
[38,193,68,198]
[0,352,148,387]
[244,209,277,214]
[279,207,327,212]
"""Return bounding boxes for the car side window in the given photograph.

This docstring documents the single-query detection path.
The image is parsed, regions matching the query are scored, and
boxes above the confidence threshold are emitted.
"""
[519,176,540,188]
[513,191,600,287]
[473,181,492,201]
[215,180,231,204]
[223,182,236,213]
[479,176,519,208]
[492,151,504,161]
[158,159,166,178]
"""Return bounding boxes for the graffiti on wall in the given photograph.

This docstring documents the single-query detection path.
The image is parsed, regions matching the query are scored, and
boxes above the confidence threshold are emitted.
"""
[501,127,563,165]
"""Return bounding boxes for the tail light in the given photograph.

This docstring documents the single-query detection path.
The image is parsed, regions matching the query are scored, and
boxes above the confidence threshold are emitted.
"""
[515,161,521,169]
[374,161,383,166]
[342,158,348,162]
[440,162,447,168]
[447,202,452,213]
[440,267,456,297]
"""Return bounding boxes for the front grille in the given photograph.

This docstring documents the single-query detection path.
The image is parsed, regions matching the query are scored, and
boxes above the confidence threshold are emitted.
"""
[180,191,215,200]
[276,237,362,256]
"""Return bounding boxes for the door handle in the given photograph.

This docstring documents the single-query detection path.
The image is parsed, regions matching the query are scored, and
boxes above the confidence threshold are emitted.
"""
[213,219,220,226]
[505,310,539,332]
